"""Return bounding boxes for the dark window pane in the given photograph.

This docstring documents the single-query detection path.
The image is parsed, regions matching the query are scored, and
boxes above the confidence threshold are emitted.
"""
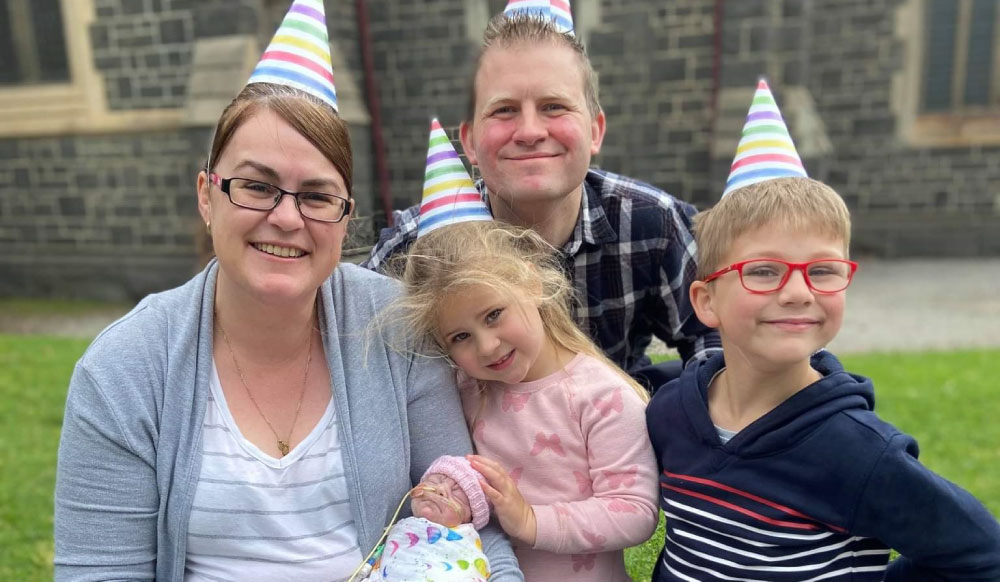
[31,0,69,82]
[0,0,69,86]
[0,1,22,83]
[923,0,958,111]
[963,0,996,106]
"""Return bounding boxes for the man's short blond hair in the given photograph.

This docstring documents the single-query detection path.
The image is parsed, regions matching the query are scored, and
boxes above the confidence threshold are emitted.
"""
[693,178,852,280]
[465,12,601,123]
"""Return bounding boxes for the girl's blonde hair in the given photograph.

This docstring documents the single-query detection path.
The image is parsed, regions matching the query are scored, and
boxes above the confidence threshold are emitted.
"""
[390,221,648,403]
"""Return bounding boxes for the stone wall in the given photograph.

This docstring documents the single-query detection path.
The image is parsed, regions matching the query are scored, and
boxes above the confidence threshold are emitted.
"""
[2,0,998,300]
[0,129,208,299]
[806,0,1000,255]
[366,0,473,215]
[1,0,375,300]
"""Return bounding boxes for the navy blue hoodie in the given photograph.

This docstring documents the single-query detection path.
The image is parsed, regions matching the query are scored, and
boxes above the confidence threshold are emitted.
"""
[647,351,1000,582]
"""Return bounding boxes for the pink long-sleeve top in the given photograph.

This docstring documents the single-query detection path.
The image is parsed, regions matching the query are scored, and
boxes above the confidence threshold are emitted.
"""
[460,353,659,582]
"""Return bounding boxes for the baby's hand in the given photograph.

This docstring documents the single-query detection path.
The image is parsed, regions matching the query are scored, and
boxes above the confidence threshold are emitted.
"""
[467,455,536,546]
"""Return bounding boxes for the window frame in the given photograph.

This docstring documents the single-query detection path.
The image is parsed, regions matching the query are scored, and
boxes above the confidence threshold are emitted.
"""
[895,0,1000,147]
[0,0,183,138]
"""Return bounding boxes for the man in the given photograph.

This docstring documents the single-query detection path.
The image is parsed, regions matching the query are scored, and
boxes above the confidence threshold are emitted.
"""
[364,12,720,388]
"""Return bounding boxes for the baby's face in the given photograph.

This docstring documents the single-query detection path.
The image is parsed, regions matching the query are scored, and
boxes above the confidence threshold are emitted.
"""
[411,473,472,528]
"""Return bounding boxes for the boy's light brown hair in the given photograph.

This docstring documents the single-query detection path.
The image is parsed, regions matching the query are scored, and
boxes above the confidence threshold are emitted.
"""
[465,12,601,122]
[693,177,852,280]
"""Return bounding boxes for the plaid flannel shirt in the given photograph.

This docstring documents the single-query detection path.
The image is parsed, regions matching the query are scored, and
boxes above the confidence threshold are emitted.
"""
[362,168,721,373]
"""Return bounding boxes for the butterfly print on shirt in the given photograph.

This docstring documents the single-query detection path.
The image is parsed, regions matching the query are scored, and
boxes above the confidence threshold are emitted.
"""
[602,465,638,489]
[502,391,530,412]
[583,530,608,551]
[592,388,623,417]
[529,432,566,457]
[607,498,639,513]
[508,466,523,486]
[572,553,596,572]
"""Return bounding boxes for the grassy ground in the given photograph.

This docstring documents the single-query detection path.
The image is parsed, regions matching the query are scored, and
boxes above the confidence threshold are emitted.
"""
[1,335,997,581]
[0,335,89,581]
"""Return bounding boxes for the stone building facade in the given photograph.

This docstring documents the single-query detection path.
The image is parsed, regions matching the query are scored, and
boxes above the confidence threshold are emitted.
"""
[1,0,998,300]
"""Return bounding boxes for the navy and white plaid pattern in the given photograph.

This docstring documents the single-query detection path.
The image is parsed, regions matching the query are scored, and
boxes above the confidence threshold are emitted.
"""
[363,168,721,372]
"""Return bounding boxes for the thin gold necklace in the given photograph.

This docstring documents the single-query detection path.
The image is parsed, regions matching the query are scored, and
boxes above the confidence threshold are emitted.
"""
[215,312,313,457]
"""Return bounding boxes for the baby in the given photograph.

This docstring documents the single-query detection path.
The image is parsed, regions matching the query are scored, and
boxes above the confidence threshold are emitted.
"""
[364,455,491,582]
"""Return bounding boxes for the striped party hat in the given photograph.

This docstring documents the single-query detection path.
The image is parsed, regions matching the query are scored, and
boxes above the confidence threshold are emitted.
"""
[418,119,492,237]
[723,79,807,197]
[247,0,338,112]
[504,0,574,35]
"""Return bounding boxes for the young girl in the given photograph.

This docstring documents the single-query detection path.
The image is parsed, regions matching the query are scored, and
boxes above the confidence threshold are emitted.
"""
[394,221,659,582]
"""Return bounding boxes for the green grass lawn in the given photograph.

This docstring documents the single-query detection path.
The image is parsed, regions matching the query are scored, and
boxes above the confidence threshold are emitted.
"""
[1,336,998,581]
[0,335,90,581]
[0,298,131,316]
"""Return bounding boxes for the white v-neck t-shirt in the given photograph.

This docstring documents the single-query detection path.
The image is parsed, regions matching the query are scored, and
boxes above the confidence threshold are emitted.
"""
[184,360,364,581]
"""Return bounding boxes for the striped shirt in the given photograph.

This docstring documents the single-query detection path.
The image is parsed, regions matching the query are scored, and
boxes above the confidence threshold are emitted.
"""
[184,362,362,581]
[363,168,722,372]
[659,471,890,582]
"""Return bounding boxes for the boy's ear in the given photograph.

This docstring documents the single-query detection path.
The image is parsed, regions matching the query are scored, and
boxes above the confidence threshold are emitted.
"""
[690,280,721,329]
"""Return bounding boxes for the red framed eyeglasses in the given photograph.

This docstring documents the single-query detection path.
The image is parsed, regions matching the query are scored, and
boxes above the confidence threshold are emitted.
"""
[703,258,859,294]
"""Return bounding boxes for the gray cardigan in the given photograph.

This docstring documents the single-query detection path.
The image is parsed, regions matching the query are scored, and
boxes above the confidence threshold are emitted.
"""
[54,261,521,581]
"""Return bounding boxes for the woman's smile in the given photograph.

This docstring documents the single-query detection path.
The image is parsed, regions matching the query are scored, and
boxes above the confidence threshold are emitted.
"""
[251,242,307,259]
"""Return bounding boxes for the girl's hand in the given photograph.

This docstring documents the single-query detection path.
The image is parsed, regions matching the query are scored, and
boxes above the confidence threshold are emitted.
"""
[467,454,537,546]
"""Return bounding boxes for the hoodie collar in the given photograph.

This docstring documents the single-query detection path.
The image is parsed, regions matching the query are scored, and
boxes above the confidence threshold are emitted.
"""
[680,351,875,456]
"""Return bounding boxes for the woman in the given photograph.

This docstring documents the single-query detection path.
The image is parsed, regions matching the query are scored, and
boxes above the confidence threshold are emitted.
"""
[53,79,521,581]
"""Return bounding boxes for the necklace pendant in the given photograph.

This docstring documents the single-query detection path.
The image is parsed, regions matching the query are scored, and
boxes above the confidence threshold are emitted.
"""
[277,440,290,457]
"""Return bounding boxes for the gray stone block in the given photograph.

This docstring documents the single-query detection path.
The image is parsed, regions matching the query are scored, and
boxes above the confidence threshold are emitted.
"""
[724,0,767,19]
[652,57,687,82]
[0,141,18,160]
[193,5,257,37]
[589,30,625,56]
[122,0,149,16]
[91,24,111,51]
[59,197,86,216]
[721,59,767,87]
[95,55,123,70]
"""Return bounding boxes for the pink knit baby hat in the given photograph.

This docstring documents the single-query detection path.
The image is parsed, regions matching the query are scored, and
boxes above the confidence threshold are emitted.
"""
[422,455,490,530]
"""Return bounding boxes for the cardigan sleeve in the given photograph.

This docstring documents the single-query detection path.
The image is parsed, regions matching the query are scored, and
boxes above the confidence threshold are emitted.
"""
[54,363,159,581]
[403,349,523,582]
[851,433,1000,581]
[531,377,659,554]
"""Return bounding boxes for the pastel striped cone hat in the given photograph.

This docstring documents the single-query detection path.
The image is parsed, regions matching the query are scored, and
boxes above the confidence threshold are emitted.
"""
[247,0,338,112]
[504,0,574,35]
[417,119,492,238]
[723,79,807,197]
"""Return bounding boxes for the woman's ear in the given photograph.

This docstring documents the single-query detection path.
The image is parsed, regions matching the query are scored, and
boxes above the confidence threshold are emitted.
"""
[690,280,721,329]
[197,171,212,227]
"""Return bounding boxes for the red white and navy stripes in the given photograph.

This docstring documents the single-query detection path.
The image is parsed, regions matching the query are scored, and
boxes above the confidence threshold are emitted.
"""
[659,470,890,581]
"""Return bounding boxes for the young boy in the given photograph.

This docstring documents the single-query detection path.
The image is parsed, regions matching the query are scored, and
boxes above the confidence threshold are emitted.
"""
[646,80,1000,582]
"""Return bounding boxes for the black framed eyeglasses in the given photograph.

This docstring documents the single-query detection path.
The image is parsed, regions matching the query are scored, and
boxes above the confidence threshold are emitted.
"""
[703,258,858,294]
[209,173,353,223]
